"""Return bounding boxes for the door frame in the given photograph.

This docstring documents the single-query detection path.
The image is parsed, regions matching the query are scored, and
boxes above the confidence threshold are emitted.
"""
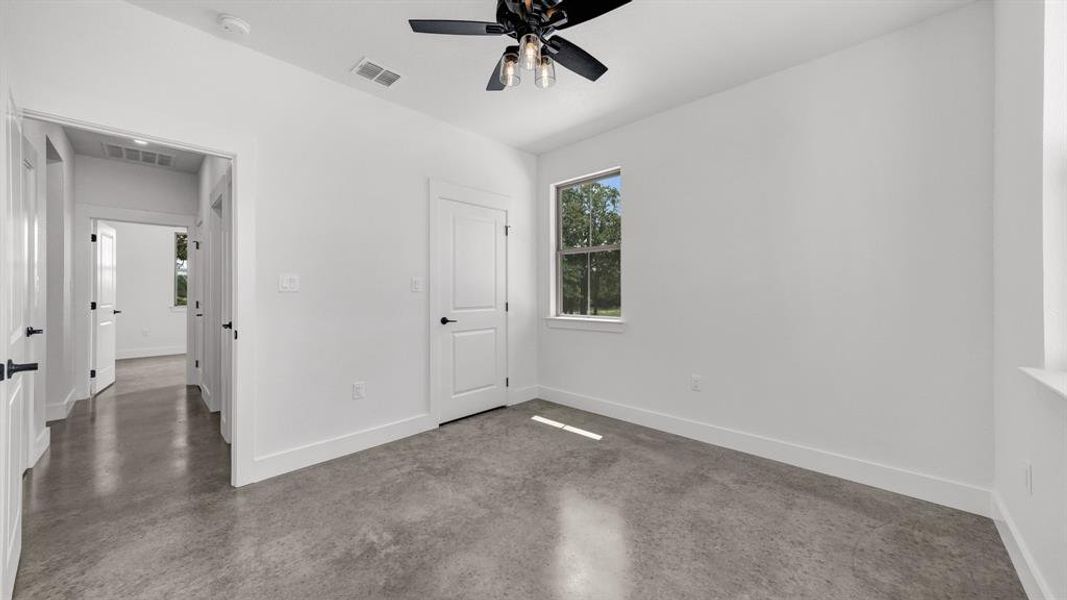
[84,214,193,396]
[21,109,251,487]
[427,179,510,424]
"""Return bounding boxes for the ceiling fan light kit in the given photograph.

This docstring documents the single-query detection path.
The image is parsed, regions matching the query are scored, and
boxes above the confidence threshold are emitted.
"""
[409,0,631,91]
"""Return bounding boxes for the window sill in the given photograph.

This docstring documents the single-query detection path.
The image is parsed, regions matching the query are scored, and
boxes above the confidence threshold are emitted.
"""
[171,306,187,313]
[1019,367,1067,401]
[544,316,626,333]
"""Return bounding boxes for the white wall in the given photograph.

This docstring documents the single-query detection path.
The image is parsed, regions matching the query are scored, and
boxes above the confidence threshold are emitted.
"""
[538,3,994,515]
[22,120,77,422]
[992,1,1067,598]
[74,154,197,216]
[3,0,538,485]
[105,221,188,360]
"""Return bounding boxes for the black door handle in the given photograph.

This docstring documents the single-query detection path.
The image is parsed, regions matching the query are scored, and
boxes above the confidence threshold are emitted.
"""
[440,317,457,325]
[222,321,233,329]
[113,310,123,314]
[26,327,43,337]
[196,314,203,317]
[7,359,39,376]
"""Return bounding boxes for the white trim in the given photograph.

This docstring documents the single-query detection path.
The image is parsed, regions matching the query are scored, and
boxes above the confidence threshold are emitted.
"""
[544,316,626,333]
[507,385,540,406]
[537,386,993,516]
[45,388,77,422]
[245,414,436,484]
[1019,367,1067,401]
[200,382,217,413]
[116,347,185,360]
[30,427,49,467]
[991,492,1057,600]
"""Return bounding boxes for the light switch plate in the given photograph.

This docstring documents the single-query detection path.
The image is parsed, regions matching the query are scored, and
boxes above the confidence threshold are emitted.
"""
[278,273,300,293]
[690,374,704,392]
[411,276,425,293]
[352,381,366,400]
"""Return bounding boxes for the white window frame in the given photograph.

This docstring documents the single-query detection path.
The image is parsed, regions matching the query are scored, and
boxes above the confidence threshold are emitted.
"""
[547,168,625,332]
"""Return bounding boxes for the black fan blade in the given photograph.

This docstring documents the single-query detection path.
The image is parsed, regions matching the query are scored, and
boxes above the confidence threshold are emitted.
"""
[409,19,507,35]
[555,0,630,29]
[544,36,607,81]
[487,45,519,91]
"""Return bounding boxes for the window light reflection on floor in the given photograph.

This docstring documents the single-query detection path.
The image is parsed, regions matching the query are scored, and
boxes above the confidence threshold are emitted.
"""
[531,415,603,440]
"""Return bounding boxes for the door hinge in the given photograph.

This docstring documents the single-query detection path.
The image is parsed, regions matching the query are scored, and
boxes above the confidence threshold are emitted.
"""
[233,330,238,340]
[90,301,97,310]
[90,369,96,378]
[195,359,199,368]
[504,225,511,236]
[505,302,509,312]
[506,377,510,387]
[90,233,97,242]
[194,240,200,250]
[195,300,200,309]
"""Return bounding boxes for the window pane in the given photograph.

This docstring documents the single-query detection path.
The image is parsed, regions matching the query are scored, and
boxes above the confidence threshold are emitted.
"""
[560,253,589,315]
[175,232,188,306]
[589,175,621,247]
[559,186,589,248]
[590,250,621,316]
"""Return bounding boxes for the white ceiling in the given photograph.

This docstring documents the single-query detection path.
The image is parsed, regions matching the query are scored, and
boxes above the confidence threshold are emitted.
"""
[128,0,973,154]
[65,126,206,173]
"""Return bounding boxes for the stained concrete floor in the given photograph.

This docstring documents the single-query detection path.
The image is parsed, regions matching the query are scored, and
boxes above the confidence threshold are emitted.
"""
[14,355,1023,599]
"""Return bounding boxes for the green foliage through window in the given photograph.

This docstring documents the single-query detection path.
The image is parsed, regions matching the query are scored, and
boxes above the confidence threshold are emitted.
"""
[557,172,621,317]
[175,232,188,307]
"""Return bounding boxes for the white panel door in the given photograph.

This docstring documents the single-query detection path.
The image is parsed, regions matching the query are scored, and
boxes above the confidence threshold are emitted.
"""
[22,135,42,473]
[1,109,30,600]
[92,222,117,394]
[433,195,507,424]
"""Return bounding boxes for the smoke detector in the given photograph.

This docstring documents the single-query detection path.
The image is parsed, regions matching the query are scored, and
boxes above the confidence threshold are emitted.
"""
[217,14,251,36]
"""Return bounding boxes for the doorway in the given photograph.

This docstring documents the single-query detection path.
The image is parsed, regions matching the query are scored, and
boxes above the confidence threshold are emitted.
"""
[429,180,510,424]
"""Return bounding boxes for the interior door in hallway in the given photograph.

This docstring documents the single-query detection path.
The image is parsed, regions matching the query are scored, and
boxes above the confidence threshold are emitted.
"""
[1,111,32,600]
[432,184,508,424]
[92,222,117,394]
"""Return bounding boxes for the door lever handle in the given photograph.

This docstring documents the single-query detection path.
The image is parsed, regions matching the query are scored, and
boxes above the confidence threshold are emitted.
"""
[26,327,43,337]
[196,313,203,317]
[113,310,123,314]
[6,359,39,376]
[222,321,233,329]
[440,317,458,325]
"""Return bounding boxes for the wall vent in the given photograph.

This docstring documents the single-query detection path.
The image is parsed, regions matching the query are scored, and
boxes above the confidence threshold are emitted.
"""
[351,58,402,88]
[101,143,176,169]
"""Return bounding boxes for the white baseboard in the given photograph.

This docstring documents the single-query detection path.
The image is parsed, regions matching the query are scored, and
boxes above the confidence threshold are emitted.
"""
[45,388,78,422]
[538,386,992,517]
[31,426,50,466]
[200,383,218,412]
[507,385,540,406]
[116,346,186,360]
[991,492,1056,599]
[244,413,436,485]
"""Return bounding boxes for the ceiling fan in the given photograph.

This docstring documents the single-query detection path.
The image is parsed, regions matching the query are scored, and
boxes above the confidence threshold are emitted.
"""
[409,0,631,91]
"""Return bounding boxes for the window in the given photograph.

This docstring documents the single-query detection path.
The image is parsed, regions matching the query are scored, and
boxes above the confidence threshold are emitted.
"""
[556,171,621,318]
[174,232,188,307]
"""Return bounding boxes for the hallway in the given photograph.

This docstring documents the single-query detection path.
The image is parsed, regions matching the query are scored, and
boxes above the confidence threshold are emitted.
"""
[14,355,228,598]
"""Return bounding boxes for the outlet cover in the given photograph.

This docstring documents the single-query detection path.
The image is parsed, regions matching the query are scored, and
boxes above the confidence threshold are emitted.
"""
[278,273,300,293]
[352,381,366,400]
[690,374,704,392]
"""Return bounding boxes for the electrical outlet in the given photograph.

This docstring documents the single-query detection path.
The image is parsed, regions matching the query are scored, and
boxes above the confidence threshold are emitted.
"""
[278,273,300,293]
[1023,461,1033,496]
[352,381,366,400]
[690,374,704,392]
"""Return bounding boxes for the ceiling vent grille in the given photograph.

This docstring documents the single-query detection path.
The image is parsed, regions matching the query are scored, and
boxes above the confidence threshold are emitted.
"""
[351,58,402,88]
[101,143,176,169]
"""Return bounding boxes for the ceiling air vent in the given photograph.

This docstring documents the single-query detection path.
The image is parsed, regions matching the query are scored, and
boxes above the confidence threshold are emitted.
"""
[101,142,176,169]
[351,58,402,88]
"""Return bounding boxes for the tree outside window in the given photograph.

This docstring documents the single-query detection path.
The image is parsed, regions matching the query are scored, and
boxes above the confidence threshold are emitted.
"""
[556,171,621,317]
[175,232,188,307]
